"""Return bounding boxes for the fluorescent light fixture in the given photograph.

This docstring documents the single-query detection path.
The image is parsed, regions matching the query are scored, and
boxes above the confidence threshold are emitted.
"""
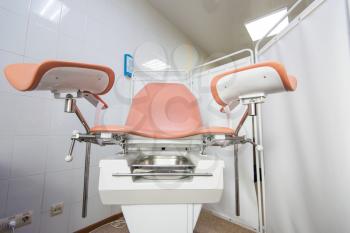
[142,59,170,71]
[245,8,289,41]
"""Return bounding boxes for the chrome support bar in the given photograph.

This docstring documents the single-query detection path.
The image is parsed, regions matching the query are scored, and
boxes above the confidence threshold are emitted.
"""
[112,173,212,177]
[255,103,266,233]
[82,142,91,218]
[251,107,263,233]
[63,95,92,218]
[254,0,303,62]
[240,95,266,233]
[233,108,251,217]
[74,106,90,133]
[205,135,247,147]
[234,144,240,216]
[235,108,249,136]
[190,49,254,73]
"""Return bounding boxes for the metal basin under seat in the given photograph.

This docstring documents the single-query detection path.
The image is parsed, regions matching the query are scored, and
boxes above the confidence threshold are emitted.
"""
[99,154,224,205]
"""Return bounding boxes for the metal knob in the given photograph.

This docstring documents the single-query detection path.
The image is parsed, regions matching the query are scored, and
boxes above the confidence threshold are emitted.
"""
[65,154,73,162]
[65,138,76,162]
[256,145,264,152]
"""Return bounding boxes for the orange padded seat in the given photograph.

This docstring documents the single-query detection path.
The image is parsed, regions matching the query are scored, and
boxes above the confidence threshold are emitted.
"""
[91,83,234,139]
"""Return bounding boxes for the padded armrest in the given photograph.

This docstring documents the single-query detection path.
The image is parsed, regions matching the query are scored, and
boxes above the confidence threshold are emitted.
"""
[4,60,115,95]
[211,61,297,108]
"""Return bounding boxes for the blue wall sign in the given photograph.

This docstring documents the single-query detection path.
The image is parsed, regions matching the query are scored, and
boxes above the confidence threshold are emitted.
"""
[124,54,134,78]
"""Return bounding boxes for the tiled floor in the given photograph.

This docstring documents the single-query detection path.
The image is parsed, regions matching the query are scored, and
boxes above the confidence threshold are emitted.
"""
[91,210,254,233]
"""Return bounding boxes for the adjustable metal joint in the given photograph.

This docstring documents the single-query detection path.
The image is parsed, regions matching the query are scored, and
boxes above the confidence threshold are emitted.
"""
[64,95,76,113]
[242,138,264,151]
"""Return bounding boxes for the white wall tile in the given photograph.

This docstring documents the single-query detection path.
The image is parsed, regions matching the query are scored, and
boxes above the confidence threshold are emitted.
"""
[25,20,58,60]
[14,96,51,135]
[0,8,27,54]
[88,166,99,197]
[16,212,41,233]
[111,205,122,215]
[88,195,112,223]
[57,35,84,61]
[68,196,111,232]
[0,180,9,218]
[71,168,83,202]
[49,100,86,135]
[0,93,20,135]
[68,201,90,232]
[29,0,62,31]
[59,6,86,40]
[11,136,47,178]
[0,0,30,16]
[86,0,109,24]
[39,209,70,233]
[62,0,87,13]
[0,136,13,180]
[46,136,73,172]
[6,174,44,215]
[42,170,74,211]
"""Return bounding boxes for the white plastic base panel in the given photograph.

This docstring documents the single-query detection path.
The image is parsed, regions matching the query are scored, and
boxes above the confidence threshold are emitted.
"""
[122,204,202,233]
[98,157,224,205]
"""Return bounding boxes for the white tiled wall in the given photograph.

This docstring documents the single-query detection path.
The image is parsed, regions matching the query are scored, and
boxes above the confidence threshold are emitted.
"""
[0,0,203,232]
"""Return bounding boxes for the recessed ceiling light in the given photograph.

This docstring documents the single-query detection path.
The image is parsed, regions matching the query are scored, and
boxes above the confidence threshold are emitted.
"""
[245,8,289,41]
[142,59,170,71]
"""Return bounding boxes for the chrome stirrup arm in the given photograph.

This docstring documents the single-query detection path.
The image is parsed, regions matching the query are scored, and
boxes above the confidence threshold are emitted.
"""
[64,95,92,218]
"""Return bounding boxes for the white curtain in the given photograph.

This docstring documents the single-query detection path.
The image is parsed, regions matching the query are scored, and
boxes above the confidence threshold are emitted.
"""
[259,0,350,232]
[193,58,259,229]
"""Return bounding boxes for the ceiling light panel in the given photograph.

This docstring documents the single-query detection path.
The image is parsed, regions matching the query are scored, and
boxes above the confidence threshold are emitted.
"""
[245,8,289,41]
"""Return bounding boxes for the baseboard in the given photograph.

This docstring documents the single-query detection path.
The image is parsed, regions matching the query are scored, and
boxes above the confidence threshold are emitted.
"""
[74,212,123,233]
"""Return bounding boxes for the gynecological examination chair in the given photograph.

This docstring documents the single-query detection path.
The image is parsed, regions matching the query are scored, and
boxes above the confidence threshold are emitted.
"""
[4,60,296,233]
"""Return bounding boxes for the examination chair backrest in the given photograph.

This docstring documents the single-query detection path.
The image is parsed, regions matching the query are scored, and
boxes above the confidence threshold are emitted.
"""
[125,83,203,135]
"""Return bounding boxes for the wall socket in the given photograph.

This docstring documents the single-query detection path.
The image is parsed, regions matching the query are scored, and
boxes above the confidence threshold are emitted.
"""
[50,202,64,217]
[0,211,32,232]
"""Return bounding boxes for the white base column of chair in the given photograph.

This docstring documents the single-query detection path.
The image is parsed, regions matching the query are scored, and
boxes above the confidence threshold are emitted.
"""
[122,204,202,233]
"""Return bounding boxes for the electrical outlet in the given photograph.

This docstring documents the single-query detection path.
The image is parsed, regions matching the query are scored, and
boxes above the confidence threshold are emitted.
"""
[50,202,64,217]
[0,211,32,232]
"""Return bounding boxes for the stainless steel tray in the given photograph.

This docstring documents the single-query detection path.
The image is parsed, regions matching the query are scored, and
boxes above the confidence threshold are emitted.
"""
[131,155,195,169]
[129,155,197,180]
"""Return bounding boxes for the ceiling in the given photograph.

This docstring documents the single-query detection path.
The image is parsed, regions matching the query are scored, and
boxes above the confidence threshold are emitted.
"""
[148,0,312,58]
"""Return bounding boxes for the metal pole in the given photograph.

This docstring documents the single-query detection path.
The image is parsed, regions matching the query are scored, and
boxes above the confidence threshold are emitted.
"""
[234,108,249,136]
[190,49,254,73]
[71,102,91,218]
[234,144,240,216]
[74,107,90,133]
[250,103,263,233]
[233,107,249,217]
[255,103,266,232]
[82,142,91,218]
